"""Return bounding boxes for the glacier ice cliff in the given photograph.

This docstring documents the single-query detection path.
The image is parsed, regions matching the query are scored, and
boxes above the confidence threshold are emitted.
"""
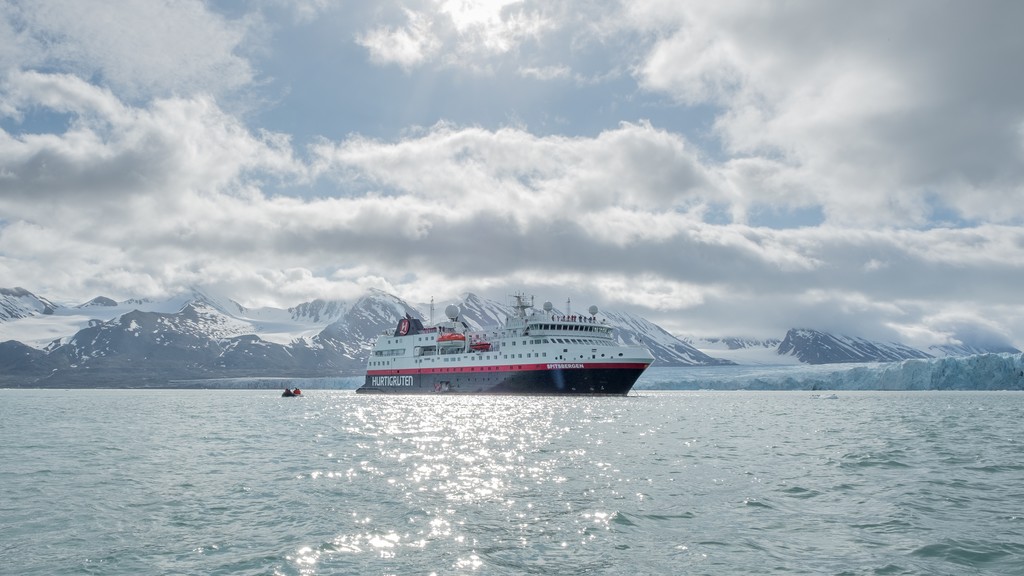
[637,353,1024,391]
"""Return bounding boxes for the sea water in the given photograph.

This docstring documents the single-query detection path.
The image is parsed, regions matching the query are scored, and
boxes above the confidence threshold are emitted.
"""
[1,389,1022,575]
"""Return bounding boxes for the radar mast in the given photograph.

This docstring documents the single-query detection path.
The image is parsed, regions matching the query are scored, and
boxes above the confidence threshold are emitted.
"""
[511,293,534,319]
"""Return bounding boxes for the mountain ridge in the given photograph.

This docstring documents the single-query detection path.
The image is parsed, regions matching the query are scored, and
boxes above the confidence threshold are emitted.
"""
[1,286,1019,387]
[0,288,726,387]
[776,328,933,365]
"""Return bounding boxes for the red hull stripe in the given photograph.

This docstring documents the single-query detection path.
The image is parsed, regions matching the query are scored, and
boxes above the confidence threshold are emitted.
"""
[366,362,650,376]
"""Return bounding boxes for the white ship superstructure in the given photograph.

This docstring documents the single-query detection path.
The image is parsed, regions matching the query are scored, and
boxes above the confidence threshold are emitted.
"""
[358,295,653,394]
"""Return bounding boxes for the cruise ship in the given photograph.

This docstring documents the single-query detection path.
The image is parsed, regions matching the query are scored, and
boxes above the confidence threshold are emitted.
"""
[357,295,653,394]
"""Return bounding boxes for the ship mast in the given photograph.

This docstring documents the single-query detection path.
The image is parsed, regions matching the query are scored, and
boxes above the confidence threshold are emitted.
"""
[511,293,533,319]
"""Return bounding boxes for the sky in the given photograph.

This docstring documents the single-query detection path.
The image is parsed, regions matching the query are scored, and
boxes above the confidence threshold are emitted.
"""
[2,0,1024,349]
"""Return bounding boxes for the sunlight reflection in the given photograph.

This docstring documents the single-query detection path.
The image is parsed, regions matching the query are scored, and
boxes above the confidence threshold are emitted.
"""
[309,395,631,570]
[290,545,320,576]
[454,553,484,570]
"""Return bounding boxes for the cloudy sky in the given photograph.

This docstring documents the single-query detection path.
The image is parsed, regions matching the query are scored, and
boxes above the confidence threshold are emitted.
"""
[2,0,1023,348]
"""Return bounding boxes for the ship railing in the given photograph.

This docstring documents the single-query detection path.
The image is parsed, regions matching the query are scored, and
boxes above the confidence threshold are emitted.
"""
[534,315,606,324]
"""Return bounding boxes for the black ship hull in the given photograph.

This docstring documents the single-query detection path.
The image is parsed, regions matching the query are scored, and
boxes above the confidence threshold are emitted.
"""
[357,363,647,395]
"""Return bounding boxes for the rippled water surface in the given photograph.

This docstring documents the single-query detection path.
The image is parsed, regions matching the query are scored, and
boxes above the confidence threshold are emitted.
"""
[2,390,1023,575]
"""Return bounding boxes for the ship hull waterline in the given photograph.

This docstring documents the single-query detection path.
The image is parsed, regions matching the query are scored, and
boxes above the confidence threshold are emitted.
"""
[357,364,648,395]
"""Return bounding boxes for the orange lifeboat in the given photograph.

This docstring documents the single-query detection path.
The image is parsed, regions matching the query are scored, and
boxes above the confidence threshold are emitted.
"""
[437,333,466,346]
[470,341,492,351]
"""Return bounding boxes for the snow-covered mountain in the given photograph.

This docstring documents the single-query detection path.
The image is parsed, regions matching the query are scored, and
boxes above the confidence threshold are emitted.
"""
[0,287,59,321]
[289,299,349,324]
[691,337,794,366]
[927,341,1022,357]
[0,287,341,349]
[424,293,730,367]
[0,293,390,387]
[638,353,1024,391]
[597,307,732,366]
[695,329,1021,366]
[3,285,1021,387]
[312,288,422,362]
[441,292,510,330]
[776,328,933,364]
[0,287,730,386]
[76,296,118,308]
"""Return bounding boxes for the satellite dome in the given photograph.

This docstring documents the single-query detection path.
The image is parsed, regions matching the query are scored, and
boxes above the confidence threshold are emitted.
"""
[543,301,553,311]
[588,305,599,316]
[444,304,460,320]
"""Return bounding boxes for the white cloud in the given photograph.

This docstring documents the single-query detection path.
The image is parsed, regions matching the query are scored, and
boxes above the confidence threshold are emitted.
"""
[353,0,568,71]
[2,0,255,100]
[0,72,302,220]
[3,72,1023,348]
[2,2,1024,352]
[357,9,442,70]
[311,119,715,227]
[517,65,571,81]
[637,17,743,105]
[632,1,1024,228]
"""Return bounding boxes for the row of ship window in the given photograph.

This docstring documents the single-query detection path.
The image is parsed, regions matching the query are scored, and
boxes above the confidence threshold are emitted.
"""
[425,352,551,362]
[518,338,607,346]
[373,348,405,357]
[375,337,608,357]
[382,334,611,346]
[368,352,552,368]
[530,324,610,334]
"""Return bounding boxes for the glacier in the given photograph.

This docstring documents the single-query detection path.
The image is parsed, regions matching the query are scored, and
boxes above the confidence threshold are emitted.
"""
[636,353,1024,391]
[183,353,1024,391]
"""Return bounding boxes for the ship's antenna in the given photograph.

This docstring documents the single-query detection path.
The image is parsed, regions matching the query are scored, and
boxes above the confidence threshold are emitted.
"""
[511,292,533,319]
[566,297,571,316]
[429,297,434,324]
